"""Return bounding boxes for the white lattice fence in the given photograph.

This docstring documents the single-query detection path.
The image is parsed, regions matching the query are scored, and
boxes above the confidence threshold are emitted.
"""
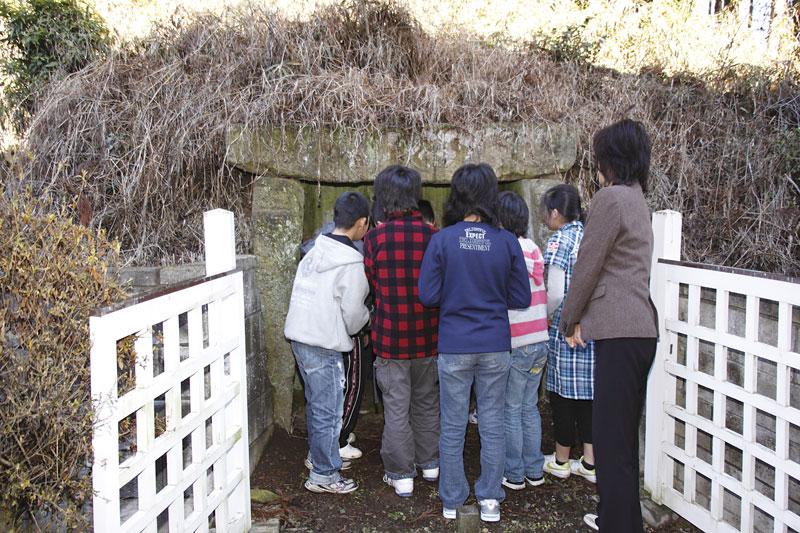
[644,212,800,533]
[91,210,251,532]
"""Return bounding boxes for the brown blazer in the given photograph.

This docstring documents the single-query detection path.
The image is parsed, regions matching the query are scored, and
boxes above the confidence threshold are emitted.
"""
[559,182,658,341]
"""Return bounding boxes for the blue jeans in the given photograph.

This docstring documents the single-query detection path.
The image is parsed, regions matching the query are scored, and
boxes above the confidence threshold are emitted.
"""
[504,342,548,482]
[438,351,511,508]
[291,341,345,484]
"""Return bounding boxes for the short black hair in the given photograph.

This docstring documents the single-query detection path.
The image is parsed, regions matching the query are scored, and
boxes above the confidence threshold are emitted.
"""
[417,199,435,224]
[373,165,422,216]
[592,118,652,191]
[497,191,529,237]
[333,191,370,229]
[540,184,583,223]
[443,163,499,227]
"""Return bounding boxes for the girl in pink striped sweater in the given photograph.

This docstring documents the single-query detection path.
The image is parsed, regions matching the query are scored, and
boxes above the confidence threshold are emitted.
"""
[497,192,550,490]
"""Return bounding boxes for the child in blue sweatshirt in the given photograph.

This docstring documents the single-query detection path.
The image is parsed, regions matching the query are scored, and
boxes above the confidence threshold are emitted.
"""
[418,163,530,524]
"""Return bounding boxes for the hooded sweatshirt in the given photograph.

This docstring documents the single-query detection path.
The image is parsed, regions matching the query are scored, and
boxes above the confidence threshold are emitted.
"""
[284,234,370,352]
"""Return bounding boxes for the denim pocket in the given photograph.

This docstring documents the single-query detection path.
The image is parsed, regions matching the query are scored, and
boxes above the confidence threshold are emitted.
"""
[529,343,548,374]
[510,352,536,374]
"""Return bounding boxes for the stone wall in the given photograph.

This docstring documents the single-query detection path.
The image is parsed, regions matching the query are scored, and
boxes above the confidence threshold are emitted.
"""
[227,124,577,184]
[118,255,273,471]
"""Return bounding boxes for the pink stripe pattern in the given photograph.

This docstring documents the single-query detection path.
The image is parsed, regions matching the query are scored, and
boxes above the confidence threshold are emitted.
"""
[509,237,549,348]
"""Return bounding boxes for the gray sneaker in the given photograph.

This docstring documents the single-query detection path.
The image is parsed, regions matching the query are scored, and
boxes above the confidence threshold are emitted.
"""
[304,477,358,494]
[478,499,500,522]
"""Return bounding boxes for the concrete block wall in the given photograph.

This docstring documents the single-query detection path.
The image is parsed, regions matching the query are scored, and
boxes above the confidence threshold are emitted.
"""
[118,255,273,472]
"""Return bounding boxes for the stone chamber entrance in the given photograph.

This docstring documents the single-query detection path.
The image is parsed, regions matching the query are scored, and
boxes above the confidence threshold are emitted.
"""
[227,123,576,432]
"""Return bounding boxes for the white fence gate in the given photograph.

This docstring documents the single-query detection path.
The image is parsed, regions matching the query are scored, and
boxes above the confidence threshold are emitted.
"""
[645,211,800,532]
[90,210,251,532]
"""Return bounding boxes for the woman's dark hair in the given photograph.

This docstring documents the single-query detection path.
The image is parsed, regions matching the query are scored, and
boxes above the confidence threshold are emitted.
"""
[540,184,584,223]
[443,163,499,227]
[333,191,370,229]
[497,191,529,237]
[373,165,422,216]
[592,118,652,191]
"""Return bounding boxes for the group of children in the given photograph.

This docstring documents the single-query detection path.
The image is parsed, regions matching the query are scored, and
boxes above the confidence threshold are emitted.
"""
[283,163,597,524]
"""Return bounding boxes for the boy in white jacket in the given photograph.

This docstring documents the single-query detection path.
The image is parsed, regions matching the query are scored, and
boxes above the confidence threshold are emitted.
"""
[284,192,371,494]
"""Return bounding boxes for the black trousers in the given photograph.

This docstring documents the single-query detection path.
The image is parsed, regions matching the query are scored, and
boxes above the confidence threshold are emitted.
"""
[593,337,656,533]
[339,333,370,448]
[549,392,593,447]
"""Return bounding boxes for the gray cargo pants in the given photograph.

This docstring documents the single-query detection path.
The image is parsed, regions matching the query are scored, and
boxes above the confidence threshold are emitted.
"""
[375,356,440,479]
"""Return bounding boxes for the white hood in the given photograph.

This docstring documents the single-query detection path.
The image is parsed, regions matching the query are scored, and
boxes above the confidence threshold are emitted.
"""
[284,235,370,352]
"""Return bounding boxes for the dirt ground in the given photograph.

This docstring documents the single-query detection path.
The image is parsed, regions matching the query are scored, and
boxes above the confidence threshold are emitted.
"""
[251,394,699,533]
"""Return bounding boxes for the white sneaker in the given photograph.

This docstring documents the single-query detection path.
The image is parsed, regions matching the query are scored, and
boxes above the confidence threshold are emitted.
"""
[383,475,413,497]
[347,432,356,444]
[442,507,456,519]
[421,466,439,481]
[502,477,526,491]
[543,454,571,479]
[570,457,596,483]
[584,513,599,531]
[339,443,362,460]
[468,409,478,425]
[304,477,358,494]
[478,499,500,522]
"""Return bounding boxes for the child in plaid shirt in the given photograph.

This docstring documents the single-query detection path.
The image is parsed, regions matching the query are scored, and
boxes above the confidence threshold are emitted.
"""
[540,184,597,484]
[363,165,440,498]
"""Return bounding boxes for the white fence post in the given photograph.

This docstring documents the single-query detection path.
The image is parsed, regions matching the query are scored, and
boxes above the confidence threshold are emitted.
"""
[644,210,682,501]
[204,209,236,276]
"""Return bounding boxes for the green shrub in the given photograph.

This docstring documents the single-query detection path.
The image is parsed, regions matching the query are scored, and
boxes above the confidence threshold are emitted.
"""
[0,0,110,129]
[0,189,125,529]
[535,20,600,66]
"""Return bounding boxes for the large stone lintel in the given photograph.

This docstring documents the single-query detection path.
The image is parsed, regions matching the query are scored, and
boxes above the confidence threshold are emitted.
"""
[226,124,576,183]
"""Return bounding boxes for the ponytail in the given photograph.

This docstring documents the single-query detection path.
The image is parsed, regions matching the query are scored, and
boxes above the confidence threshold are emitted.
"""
[540,184,584,223]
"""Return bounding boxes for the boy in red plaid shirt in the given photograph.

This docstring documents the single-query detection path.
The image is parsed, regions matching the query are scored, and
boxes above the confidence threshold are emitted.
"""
[363,165,440,498]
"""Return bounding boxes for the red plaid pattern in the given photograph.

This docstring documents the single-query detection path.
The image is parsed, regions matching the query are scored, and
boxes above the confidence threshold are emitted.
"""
[363,211,439,359]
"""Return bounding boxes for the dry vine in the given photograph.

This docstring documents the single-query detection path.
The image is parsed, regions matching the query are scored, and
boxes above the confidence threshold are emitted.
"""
[10,0,800,274]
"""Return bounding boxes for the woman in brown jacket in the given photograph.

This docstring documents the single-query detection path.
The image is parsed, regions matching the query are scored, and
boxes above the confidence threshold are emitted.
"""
[559,119,659,532]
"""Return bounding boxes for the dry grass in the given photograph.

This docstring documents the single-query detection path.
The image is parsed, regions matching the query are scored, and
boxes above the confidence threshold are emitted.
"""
[8,1,800,274]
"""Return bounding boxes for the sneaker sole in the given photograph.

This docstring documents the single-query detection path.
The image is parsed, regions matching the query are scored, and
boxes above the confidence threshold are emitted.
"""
[526,477,546,487]
[543,465,571,479]
[339,452,362,460]
[422,476,438,482]
[480,513,500,522]
[502,479,526,491]
[443,509,456,520]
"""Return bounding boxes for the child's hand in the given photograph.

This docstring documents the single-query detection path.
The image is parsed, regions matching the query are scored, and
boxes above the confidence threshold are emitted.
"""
[565,324,587,349]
